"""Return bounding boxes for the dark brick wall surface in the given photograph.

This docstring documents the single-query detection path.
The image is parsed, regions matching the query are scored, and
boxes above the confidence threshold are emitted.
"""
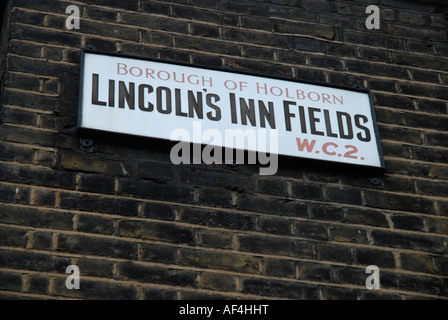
[0,0,447,300]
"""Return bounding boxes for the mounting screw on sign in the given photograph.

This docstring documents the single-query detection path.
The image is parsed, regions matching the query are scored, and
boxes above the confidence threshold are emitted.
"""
[80,138,94,148]
[368,177,382,185]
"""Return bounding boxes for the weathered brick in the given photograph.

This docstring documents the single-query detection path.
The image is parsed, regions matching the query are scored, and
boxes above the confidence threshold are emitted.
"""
[237,193,308,218]
[10,23,81,47]
[85,6,118,22]
[400,252,434,274]
[60,151,136,177]
[0,124,75,149]
[121,12,187,34]
[0,142,35,164]
[2,106,38,127]
[59,192,139,217]
[179,248,260,274]
[345,59,410,79]
[180,291,233,300]
[412,69,441,84]
[141,202,176,221]
[378,125,424,145]
[321,286,359,300]
[344,30,405,50]
[358,47,392,63]
[410,145,448,164]
[0,226,28,248]
[31,231,53,251]
[4,72,41,92]
[142,287,177,300]
[324,42,357,57]
[425,216,448,235]
[316,242,353,264]
[117,178,195,204]
[425,132,448,148]
[140,243,178,264]
[288,36,323,52]
[52,277,138,300]
[330,225,368,244]
[242,278,319,299]
[403,112,448,132]
[371,230,445,254]
[1,0,447,301]
[364,190,436,214]
[388,24,446,42]
[433,256,448,276]
[390,214,425,232]
[355,247,396,268]
[310,204,344,222]
[75,257,114,278]
[118,42,160,60]
[302,0,331,10]
[293,220,328,241]
[78,174,116,195]
[297,261,332,282]
[198,230,233,249]
[191,52,224,67]
[332,265,366,287]
[259,216,292,235]
[309,55,344,70]
[0,184,30,205]
[76,214,115,235]
[117,261,198,287]
[30,188,55,207]
[27,274,49,295]
[224,57,294,77]
[291,181,323,201]
[396,273,446,297]
[196,186,234,208]
[0,249,70,273]
[273,19,335,40]
[256,177,289,197]
[325,186,362,205]
[179,207,256,230]
[84,36,118,53]
[0,203,73,230]
[263,257,296,278]
[276,49,307,65]
[399,82,448,100]
[359,291,402,300]
[189,22,220,38]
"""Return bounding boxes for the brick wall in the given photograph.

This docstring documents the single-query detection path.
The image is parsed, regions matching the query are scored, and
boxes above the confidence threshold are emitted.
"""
[0,0,447,300]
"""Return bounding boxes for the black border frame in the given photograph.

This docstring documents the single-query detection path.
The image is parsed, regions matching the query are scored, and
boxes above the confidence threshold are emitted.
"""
[77,48,386,171]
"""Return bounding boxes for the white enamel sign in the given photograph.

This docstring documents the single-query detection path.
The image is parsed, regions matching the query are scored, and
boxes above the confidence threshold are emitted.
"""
[78,50,384,169]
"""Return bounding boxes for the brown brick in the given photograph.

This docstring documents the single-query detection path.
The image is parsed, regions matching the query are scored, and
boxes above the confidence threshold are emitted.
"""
[200,272,237,292]
[400,252,434,274]
[1,0,448,301]
[238,234,314,259]
[179,248,260,274]
[117,220,194,244]
[60,151,136,177]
